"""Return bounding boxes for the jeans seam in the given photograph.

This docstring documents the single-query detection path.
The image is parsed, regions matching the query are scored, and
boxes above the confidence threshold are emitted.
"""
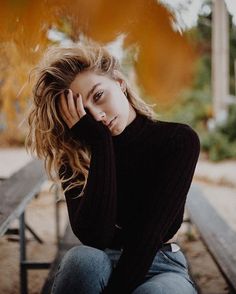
[160,251,198,291]
[51,263,62,294]
[160,250,187,270]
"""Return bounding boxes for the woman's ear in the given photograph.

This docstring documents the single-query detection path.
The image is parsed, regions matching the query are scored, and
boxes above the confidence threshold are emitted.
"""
[113,70,126,92]
[116,78,126,93]
[121,80,126,93]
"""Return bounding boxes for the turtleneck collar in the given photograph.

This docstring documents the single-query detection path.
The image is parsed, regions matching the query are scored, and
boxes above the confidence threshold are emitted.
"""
[112,112,149,147]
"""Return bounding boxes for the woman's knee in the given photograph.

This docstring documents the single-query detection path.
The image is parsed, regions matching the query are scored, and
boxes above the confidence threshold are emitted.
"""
[52,245,113,294]
[60,244,112,276]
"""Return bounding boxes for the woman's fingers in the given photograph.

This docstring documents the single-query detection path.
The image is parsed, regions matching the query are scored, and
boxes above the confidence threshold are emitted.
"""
[58,101,68,125]
[60,92,72,124]
[76,93,86,118]
[59,92,76,128]
[59,89,87,129]
[67,89,79,119]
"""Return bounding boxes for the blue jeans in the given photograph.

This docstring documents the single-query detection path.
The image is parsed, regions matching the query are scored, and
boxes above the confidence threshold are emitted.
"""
[51,244,198,294]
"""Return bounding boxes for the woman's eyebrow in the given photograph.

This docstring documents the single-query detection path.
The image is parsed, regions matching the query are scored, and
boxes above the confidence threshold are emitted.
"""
[86,83,101,101]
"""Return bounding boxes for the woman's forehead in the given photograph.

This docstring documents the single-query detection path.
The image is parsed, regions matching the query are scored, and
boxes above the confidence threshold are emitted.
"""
[70,71,113,93]
[69,71,114,104]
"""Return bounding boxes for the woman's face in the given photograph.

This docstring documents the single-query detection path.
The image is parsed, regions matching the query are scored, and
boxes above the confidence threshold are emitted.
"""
[69,70,136,136]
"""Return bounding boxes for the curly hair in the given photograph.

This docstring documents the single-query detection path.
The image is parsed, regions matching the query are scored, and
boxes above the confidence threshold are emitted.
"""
[25,40,158,198]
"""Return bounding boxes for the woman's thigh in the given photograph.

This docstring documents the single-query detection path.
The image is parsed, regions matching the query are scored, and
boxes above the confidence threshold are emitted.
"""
[133,249,198,294]
[133,272,197,294]
[51,244,113,294]
[105,246,197,294]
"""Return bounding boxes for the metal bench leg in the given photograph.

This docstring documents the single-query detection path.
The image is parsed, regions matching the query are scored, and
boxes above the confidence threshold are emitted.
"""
[55,184,60,248]
[55,184,65,249]
[19,212,28,294]
[183,214,195,241]
[25,223,43,244]
[6,224,44,244]
[186,218,193,236]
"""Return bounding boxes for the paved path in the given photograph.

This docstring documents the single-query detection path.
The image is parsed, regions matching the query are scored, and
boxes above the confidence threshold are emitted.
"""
[0,148,33,179]
[195,157,236,187]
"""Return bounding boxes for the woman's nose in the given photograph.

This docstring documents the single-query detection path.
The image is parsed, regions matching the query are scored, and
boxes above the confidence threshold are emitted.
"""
[94,111,107,124]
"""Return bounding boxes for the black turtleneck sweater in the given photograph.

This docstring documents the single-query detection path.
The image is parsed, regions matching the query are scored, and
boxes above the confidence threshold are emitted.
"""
[59,111,200,294]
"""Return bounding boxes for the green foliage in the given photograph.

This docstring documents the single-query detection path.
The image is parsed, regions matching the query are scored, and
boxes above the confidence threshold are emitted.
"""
[200,104,236,161]
[193,55,211,90]
[170,99,236,162]
[201,130,236,162]
[162,56,212,132]
[163,3,236,162]
[229,16,236,95]
[164,88,211,130]
[218,104,236,141]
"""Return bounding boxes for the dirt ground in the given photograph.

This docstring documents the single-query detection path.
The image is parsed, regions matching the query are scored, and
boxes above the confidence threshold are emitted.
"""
[0,179,231,294]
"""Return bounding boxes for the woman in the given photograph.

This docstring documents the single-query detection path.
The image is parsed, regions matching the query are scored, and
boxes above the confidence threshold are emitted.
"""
[26,41,200,294]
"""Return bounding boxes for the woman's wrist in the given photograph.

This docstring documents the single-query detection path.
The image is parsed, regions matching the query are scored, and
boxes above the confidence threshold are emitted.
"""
[70,112,111,145]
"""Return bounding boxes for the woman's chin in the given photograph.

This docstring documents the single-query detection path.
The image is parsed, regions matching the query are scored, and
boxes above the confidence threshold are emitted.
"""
[111,129,120,136]
[111,125,125,136]
[110,117,127,136]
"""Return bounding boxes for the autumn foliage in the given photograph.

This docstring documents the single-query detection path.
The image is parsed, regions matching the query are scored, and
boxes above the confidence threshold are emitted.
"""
[0,0,196,145]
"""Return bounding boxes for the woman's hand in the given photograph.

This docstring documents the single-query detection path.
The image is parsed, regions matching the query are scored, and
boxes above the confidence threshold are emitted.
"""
[59,89,110,145]
[59,89,86,129]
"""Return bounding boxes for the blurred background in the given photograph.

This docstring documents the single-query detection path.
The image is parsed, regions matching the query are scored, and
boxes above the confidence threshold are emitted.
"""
[0,0,235,162]
[0,1,236,293]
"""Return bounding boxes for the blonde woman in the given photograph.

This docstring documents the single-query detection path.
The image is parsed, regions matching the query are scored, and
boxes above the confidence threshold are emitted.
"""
[26,41,200,294]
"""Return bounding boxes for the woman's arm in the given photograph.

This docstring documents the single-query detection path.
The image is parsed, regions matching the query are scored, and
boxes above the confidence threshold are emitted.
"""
[104,124,200,294]
[58,89,117,250]
[59,113,117,250]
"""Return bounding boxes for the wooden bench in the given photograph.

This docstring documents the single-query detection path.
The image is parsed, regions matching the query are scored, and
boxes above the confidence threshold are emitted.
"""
[0,159,50,294]
[186,183,236,293]
[0,156,80,294]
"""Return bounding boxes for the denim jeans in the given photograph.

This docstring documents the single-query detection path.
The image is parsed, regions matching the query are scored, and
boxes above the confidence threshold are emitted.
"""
[51,244,198,294]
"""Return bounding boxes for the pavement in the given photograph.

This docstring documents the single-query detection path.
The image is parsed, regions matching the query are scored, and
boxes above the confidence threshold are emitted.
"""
[195,155,236,188]
[0,147,33,179]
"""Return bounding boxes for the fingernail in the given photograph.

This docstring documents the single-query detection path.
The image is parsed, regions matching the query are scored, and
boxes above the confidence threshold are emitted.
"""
[64,89,69,96]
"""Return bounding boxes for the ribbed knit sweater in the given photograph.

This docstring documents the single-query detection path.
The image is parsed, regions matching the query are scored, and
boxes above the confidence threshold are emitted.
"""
[59,111,200,294]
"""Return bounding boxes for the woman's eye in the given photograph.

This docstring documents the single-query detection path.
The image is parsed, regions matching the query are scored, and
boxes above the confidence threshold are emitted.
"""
[94,91,103,102]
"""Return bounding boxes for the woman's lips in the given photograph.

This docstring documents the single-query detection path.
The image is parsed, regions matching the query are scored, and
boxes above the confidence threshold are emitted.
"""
[108,116,117,129]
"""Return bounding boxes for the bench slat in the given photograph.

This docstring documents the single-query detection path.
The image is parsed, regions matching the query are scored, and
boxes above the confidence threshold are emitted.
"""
[0,159,47,236]
[186,184,236,290]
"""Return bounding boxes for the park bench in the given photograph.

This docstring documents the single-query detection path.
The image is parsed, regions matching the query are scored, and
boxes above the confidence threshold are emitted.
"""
[186,183,236,293]
[0,159,59,294]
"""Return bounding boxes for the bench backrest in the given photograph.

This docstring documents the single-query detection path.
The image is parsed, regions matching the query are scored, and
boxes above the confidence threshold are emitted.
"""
[186,184,236,291]
[0,159,47,237]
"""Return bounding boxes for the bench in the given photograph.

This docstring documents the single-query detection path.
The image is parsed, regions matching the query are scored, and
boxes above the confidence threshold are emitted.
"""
[186,183,236,293]
[0,159,53,294]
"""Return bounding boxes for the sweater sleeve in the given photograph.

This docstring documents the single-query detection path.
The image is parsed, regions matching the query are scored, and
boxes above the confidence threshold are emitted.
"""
[104,124,200,293]
[59,113,117,250]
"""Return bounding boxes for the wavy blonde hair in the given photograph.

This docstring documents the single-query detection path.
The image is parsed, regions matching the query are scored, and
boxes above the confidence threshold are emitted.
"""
[25,40,158,198]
